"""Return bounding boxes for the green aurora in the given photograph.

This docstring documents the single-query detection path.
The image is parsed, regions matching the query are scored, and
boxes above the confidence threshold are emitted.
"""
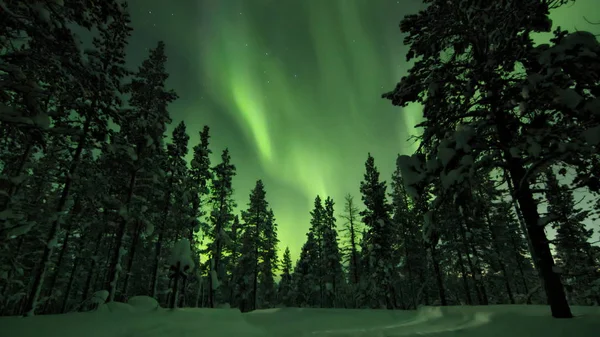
[125,0,600,260]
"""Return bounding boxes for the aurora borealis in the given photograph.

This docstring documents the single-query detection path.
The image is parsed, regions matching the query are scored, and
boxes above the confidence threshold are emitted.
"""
[123,0,600,261]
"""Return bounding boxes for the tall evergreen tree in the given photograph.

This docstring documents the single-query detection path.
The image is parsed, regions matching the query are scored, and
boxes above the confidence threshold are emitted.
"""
[206,149,236,307]
[359,153,396,308]
[258,209,279,307]
[544,169,599,305]
[382,0,599,317]
[292,231,320,307]
[322,197,344,307]
[239,180,270,311]
[340,194,361,285]
[106,40,177,303]
[22,2,133,315]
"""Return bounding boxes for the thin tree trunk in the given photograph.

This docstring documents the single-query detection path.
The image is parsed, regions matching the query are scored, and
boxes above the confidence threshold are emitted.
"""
[121,220,142,300]
[430,243,447,306]
[81,219,106,302]
[508,232,530,295]
[458,222,484,304]
[45,198,81,308]
[105,169,137,303]
[23,118,90,316]
[60,256,80,313]
[452,230,473,305]
[150,175,174,299]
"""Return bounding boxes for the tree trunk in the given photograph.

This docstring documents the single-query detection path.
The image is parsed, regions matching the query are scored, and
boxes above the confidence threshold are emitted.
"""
[81,221,106,302]
[150,175,173,299]
[105,169,137,303]
[452,230,472,305]
[458,222,484,304]
[22,118,90,316]
[430,243,447,306]
[169,264,181,309]
[508,232,530,295]
[121,220,142,300]
[45,198,81,307]
[60,256,80,313]
[496,115,572,318]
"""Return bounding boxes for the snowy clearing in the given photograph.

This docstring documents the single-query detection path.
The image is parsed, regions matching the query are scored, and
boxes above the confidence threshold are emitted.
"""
[2,301,599,337]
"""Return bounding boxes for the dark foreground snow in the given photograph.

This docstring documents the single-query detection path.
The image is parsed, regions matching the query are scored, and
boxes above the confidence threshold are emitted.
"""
[2,299,599,337]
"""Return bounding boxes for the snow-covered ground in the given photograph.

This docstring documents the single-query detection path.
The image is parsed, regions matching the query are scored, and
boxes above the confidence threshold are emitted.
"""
[2,298,599,337]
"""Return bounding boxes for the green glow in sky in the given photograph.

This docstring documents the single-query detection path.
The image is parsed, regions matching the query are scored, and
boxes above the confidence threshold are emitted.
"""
[127,0,600,261]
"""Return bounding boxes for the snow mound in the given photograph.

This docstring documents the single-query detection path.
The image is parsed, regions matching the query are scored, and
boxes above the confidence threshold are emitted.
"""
[127,296,160,312]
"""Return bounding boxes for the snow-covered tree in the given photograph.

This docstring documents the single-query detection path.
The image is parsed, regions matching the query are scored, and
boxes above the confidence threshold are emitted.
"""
[382,0,598,318]
[206,148,236,307]
[359,153,396,308]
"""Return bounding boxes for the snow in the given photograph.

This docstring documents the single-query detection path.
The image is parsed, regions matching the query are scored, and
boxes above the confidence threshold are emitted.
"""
[91,290,109,305]
[1,305,598,337]
[168,239,194,271]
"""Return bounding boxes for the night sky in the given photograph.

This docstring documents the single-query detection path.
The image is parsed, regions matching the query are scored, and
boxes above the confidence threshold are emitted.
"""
[121,0,600,261]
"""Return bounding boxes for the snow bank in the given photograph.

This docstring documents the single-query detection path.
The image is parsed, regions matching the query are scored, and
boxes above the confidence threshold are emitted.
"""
[1,305,598,337]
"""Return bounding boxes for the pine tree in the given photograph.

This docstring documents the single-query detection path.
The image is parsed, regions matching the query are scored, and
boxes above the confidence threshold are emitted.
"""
[359,153,396,308]
[258,209,279,307]
[308,196,326,306]
[292,231,320,307]
[206,148,236,307]
[22,2,132,315]
[381,0,595,317]
[278,247,293,306]
[239,180,270,310]
[322,197,343,307]
[544,169,599,305]
[226,215,242,305]
[188,125,212,306]
[340,194,361,285]
[105,40,177,303]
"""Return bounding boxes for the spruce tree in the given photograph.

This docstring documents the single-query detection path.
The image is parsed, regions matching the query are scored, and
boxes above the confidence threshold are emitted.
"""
[240,180,270,310]
[359,153,396,308]
[258,209,279,307]
[278,247,293,306]
[322,197,343,307]
[292,231,320,307]
[206,148,236,307]
[340,194,361,285]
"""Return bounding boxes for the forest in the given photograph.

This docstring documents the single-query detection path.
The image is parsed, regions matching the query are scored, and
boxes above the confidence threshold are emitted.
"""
[1,0,599,321]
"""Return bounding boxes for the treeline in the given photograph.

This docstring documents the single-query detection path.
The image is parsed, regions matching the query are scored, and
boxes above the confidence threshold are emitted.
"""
[0,0,281,316]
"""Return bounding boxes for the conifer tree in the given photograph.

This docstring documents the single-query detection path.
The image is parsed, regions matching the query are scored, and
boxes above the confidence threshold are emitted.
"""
[359,153,396,308]
[381,0,597,317]
[240,180,270,310]
[322,197,343,307]
[278,247,293,306]
[292,231,320,307]
[22,2,133,315]
[258,209,279,307]
[340,194,361,285]
[544,169,599,305]
[206,148,236,307]
[105,40,177,303]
